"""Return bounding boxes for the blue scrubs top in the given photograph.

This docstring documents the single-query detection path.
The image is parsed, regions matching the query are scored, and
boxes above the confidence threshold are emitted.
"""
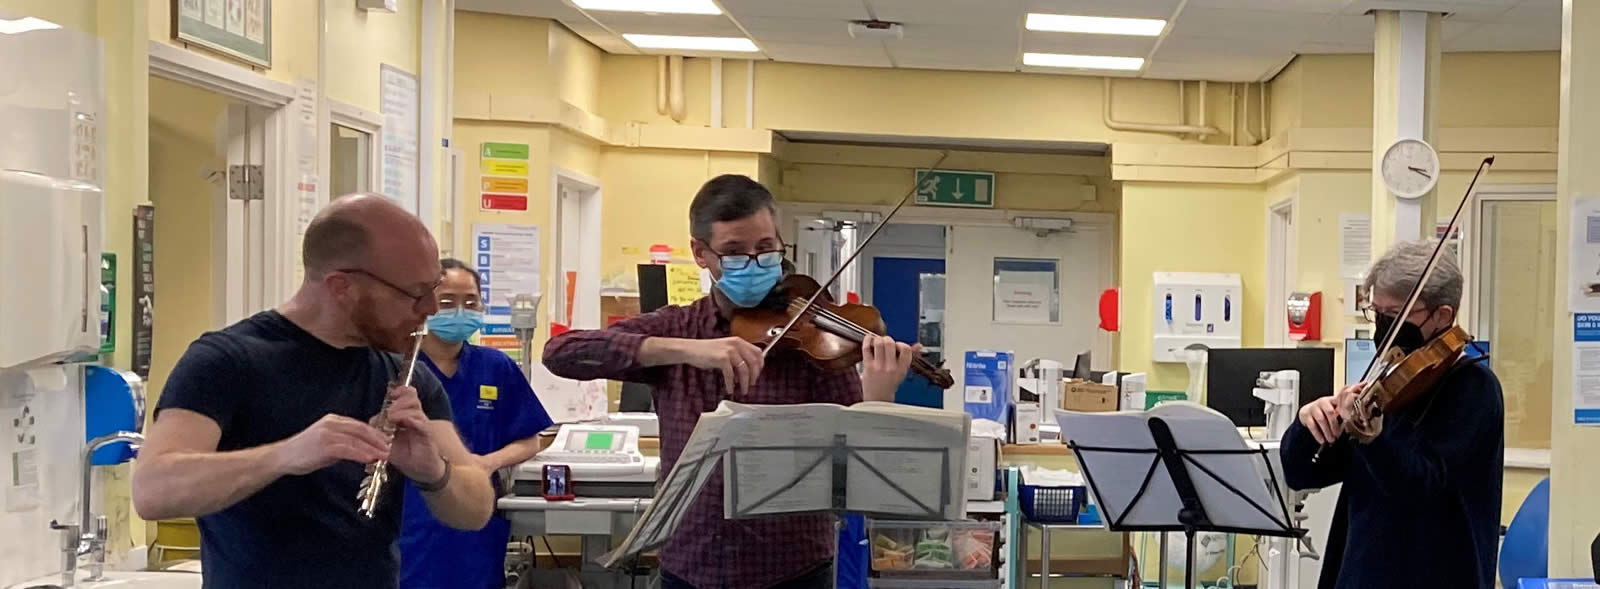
[399,344,554,589]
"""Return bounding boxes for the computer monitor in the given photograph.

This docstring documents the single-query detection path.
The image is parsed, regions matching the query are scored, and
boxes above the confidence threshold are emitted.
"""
[1205,348,1335,428]
[1072,351,1092,380]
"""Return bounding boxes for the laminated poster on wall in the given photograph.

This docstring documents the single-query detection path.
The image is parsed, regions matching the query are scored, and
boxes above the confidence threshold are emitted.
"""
[472,223,540,344]
[1568,199,1600,313]
[379,65,419,214]
[1338,214,1372,279]
[1572,314,1600,426]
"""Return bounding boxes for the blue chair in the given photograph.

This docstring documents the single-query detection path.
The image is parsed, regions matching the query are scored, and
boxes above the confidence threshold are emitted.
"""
[1500,477,1551,589]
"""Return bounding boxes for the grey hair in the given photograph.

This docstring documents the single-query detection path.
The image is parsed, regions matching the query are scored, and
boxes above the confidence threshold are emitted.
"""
[1363,239,1463,311]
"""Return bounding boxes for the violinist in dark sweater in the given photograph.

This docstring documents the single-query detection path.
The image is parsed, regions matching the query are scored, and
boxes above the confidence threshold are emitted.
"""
[1282,240,1504,589]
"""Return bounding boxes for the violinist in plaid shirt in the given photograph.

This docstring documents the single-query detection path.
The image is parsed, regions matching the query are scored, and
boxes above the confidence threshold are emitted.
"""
[544,175,920,589]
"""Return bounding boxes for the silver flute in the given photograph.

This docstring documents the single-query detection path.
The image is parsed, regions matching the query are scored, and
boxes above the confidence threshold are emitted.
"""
[357,328,427,518]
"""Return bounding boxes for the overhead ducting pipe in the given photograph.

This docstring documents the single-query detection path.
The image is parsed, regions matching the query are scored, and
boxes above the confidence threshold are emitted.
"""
[656,56,668,116]
[1102,77,1219,137]
[668,55,687,123]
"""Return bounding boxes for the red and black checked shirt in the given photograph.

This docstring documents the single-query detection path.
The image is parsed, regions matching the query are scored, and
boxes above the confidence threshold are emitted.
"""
[542,296,862,589]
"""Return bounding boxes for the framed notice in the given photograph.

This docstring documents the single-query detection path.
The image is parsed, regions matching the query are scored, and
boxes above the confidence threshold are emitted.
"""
[174,0,271,68]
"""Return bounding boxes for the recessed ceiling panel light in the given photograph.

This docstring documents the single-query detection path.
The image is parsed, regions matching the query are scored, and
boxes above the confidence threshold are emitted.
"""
[0,16,62,35]
[573,0,722,15]
[1023,52,1145,71]
[623,34,759,52]
[1025,13,1166,36]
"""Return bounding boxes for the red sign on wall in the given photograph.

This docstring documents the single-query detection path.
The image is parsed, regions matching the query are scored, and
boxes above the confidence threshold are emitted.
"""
[480,193,528,211]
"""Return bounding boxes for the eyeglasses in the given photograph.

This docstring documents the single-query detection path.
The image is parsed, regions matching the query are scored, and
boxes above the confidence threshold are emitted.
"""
[337,268,441,311]
[1360,304,1431,324]
[713,248,784,271]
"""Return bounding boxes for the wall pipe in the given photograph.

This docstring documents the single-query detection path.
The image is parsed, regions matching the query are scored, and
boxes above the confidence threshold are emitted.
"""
[1260,81,1270,142]
[1178,80,1185,126]
[711,57,723,128]
[1103,77,1219,137]
[656,56,668,116]
[1229,82,1238,146]
[668,55,686,122]
[1198,80,1207,139]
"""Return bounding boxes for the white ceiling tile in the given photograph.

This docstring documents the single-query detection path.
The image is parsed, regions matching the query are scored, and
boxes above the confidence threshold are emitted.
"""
[1297,41,1373,54]
[1019,0,1181,20]
[740,17,864,45]
[761,42,895,68]
[1185,0,1353,12]
[720,0,871,19]
[588,12,744,36]
[458,0,1559,84]
[867,0,1024,27]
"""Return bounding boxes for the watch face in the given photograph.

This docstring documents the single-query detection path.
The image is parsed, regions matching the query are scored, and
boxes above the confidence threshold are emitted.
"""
[1382,139,1439,199]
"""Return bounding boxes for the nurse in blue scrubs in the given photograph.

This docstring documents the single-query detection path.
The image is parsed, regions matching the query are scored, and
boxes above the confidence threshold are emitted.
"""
[399,258,555,589]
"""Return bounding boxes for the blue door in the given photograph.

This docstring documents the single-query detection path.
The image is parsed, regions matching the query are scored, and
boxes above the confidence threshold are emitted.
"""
[872,257,946,408]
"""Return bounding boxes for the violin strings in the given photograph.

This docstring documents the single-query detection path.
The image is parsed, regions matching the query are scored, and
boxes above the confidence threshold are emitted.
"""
[791,302,936,370]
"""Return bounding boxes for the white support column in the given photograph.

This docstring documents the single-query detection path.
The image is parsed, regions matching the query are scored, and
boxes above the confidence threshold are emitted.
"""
[1370,10,1441,255]
[1550,0,1600,576]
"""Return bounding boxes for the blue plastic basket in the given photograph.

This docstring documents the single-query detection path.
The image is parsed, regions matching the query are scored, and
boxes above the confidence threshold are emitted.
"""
[1018,484,1086,523]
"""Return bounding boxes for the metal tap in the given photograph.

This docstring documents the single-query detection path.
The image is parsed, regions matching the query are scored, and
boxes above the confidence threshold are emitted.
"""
[50,430,143,586]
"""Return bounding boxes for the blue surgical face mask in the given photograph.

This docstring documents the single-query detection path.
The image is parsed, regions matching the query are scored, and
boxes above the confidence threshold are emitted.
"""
[716,262,782,308]
[426,308,484,343]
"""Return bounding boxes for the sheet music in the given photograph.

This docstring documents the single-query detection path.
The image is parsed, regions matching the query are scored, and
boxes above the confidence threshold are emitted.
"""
[721,404,842,517]
[601,401,973,567]
[842,406,968,518]
[1058,402,1288,533]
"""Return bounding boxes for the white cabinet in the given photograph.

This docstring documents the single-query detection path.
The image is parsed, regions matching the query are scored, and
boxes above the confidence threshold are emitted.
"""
[0,170,104,370]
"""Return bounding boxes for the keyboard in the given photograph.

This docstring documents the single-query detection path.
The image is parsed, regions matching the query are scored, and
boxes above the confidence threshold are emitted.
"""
[536,452,638,465]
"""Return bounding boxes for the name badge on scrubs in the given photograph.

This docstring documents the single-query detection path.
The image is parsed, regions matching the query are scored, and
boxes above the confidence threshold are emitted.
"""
[478,385,497,410]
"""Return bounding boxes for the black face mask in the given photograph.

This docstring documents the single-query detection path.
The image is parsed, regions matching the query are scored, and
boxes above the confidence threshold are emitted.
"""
[1373,309,1434,353]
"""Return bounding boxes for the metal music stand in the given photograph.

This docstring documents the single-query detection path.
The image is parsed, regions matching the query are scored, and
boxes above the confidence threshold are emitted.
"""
[1061,410,1303,589]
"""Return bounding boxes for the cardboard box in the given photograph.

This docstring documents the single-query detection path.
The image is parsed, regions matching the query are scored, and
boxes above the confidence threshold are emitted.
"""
[1012,402,1041,445]
[966,437,1000,500]
[1063,379,1119,412]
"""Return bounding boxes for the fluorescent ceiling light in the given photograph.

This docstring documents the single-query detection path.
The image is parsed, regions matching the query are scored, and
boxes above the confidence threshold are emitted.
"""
[573,0,721,15]
[1025,13,1166,36]
[623,34,758,52]
[1023,52,1145,71]
[0,16,61,35]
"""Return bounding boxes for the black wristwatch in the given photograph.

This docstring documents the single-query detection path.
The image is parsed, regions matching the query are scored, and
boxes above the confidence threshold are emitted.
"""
[415,455,451,493]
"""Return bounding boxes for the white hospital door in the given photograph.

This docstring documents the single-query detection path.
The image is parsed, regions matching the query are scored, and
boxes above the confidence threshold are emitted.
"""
[942,222,1114,410]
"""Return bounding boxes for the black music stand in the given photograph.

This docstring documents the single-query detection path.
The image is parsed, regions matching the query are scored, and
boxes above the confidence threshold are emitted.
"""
[1060,409,1304,589]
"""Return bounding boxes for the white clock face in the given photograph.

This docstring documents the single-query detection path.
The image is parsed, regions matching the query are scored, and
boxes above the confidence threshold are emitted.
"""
[1381,138,1440,199]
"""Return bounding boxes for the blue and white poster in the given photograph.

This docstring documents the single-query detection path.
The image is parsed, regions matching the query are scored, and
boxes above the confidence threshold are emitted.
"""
[1573,313,1600,425]
[471,223,540,336]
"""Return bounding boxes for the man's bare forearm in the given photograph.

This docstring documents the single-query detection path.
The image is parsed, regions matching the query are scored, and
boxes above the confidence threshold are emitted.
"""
[131,443,286,521]
[482,436,542,471]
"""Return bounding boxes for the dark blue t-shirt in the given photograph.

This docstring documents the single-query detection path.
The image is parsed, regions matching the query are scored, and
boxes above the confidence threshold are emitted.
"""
[399,344,553,589]
[155,311,452,589]
[1282,359,1503,589]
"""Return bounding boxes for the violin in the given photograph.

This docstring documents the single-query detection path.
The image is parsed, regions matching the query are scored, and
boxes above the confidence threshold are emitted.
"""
[1315,156,1493,459]
[731,274,955,388]
[730,151,956,390]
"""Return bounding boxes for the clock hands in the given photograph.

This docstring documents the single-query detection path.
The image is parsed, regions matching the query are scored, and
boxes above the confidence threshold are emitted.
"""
[1408,166,1433,179]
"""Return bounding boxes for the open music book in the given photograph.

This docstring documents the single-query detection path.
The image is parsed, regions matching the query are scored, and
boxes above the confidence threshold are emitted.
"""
[600,401,971,567]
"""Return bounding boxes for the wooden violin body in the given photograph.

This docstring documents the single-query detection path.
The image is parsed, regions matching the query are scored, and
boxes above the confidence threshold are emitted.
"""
[1345,325,1469,442]
[731,274,955,389]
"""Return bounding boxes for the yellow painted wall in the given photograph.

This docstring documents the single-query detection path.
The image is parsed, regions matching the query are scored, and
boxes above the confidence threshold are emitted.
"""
[323,0,421,113]
[1119,183,1266,393]
[774,151,1116,215]
[454,11,550,104]
[598,149,760,285]
[550,23,602,115]
[144,75,228,428]
[1277,52,1559,128]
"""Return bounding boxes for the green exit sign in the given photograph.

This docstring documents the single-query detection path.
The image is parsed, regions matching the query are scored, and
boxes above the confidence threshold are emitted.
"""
[914,169,995,208]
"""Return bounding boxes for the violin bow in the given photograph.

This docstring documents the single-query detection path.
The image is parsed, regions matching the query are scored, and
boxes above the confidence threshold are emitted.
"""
[759,150,951,357]
[1313,155,1492,462]
[1358,155,1493,382]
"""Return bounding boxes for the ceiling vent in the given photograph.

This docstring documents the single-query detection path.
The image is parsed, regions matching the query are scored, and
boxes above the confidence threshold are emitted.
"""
[847,20,903,41]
